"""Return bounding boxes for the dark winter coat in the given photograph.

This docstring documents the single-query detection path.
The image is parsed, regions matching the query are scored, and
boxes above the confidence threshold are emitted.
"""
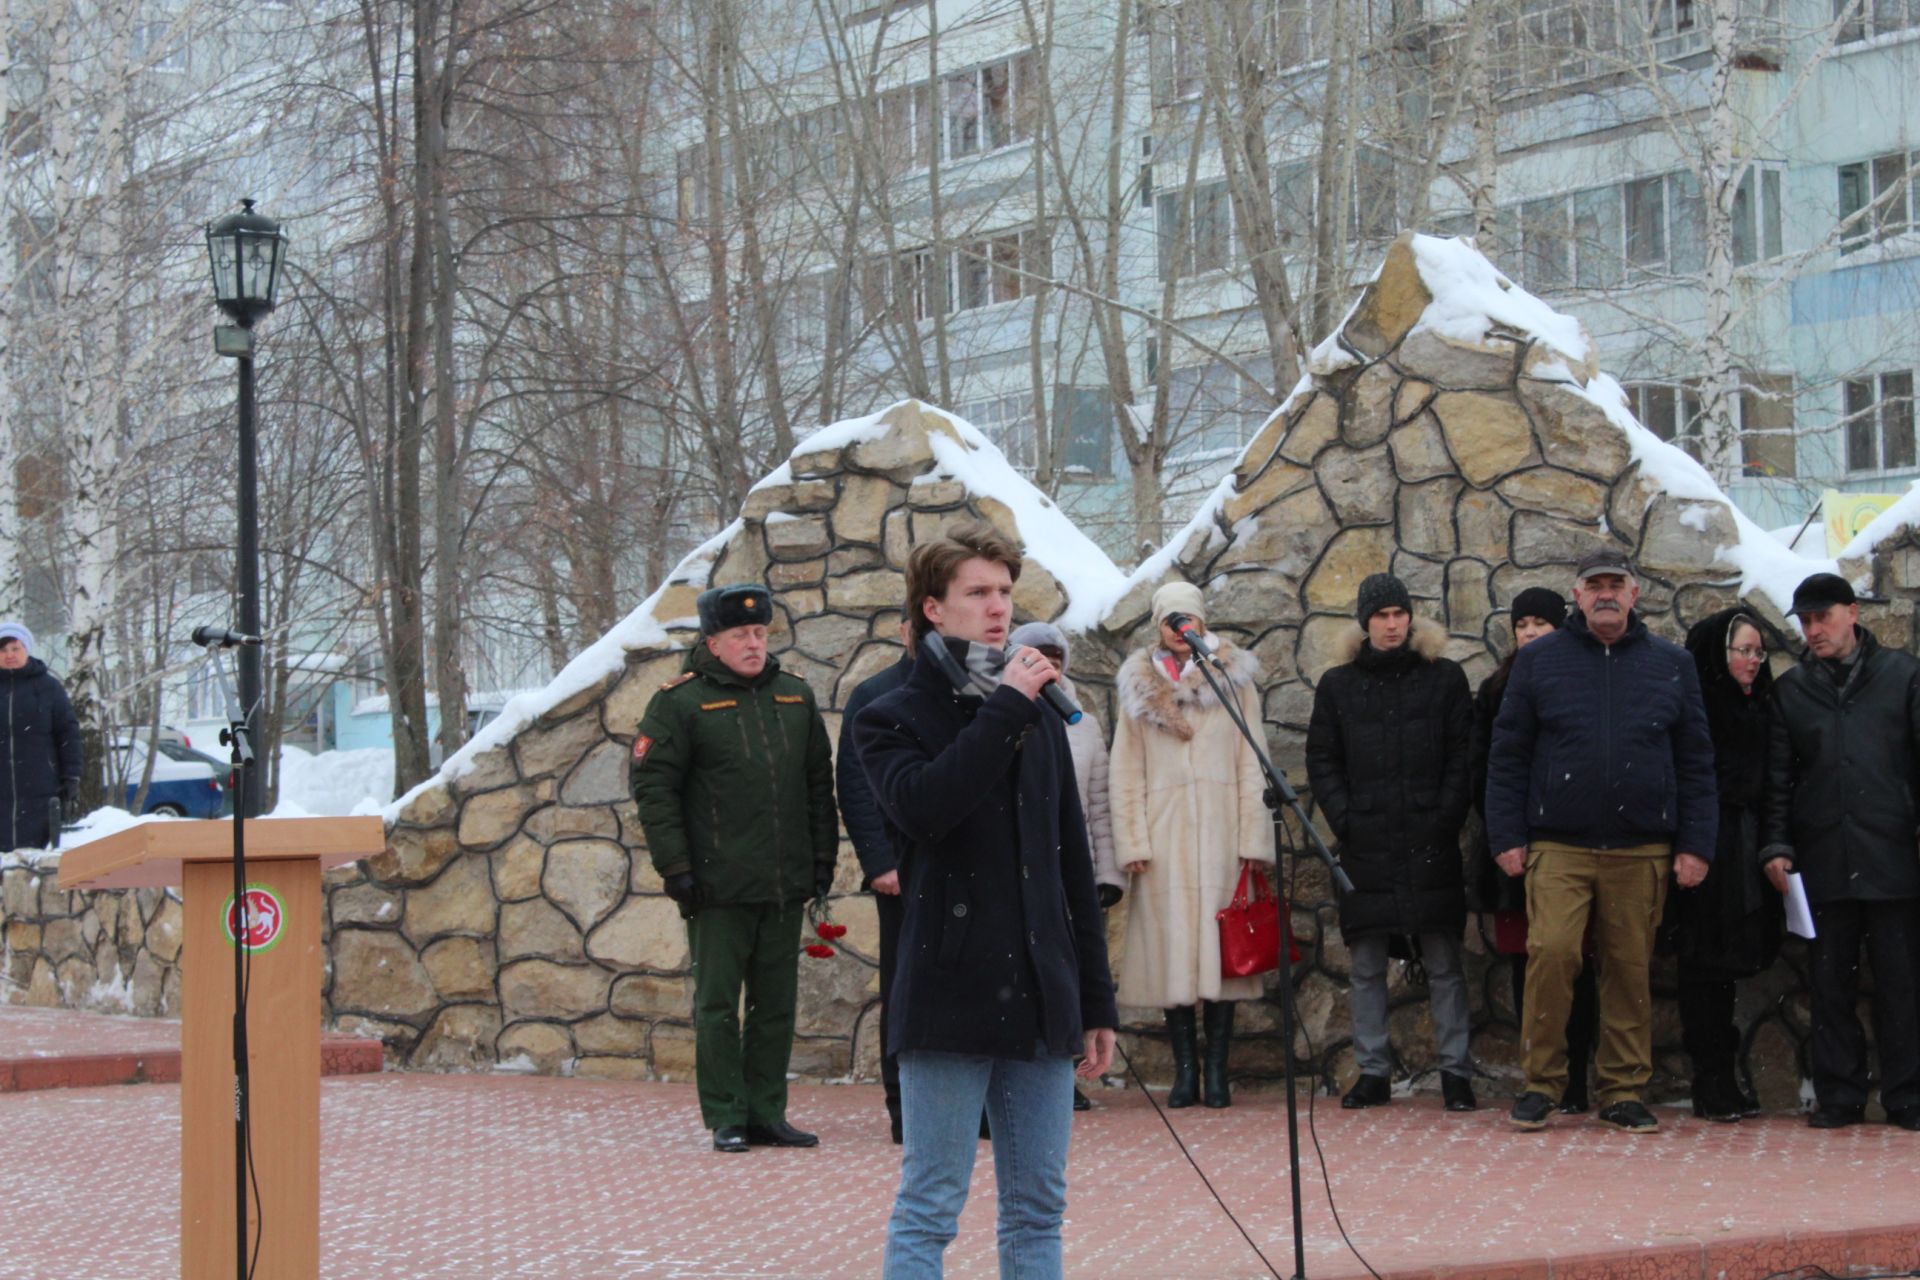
[836,653,913,889]
[1305,620,1474,940]
[853,640,1117,1060]
[1760,625,1920,905]
[1659,609,1785,979]
[1485,609,1718,858]
[0,658,80,853]
[628,644,838,908]
[1468,655,1525,917]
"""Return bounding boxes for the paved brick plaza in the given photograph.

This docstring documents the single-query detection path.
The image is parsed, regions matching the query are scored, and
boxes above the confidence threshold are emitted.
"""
[2,1045,1917,1279]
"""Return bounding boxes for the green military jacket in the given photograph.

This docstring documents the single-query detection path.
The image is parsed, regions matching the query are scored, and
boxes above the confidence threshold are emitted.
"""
[628,643,838,907]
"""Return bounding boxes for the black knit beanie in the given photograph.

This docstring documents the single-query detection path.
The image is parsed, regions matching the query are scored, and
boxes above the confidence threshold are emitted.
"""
[1355,573,1412,627]
[1509,586,1568,630]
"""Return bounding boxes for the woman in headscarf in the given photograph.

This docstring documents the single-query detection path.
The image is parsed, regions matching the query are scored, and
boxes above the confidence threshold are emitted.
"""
[1469,588,1600,1112]
[1667,607,1785,1121]
[1111,582,1271,1109]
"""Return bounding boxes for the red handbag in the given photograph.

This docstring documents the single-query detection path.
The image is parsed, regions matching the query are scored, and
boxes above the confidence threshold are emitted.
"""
[1217,863,1301,979]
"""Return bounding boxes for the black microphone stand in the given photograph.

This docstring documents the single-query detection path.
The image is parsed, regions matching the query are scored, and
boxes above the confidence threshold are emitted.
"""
[1183,634,1353,1280]
[201,644,258,1279]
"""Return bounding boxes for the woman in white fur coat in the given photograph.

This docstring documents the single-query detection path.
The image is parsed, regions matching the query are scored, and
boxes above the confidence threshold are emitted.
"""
[1112,582,1273,1109]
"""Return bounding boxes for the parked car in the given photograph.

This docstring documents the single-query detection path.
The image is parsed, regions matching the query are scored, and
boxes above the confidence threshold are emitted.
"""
[114,738,231,818]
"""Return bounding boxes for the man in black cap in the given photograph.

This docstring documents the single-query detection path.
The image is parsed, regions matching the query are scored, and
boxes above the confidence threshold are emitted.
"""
[630,583,840,1153]
[1761,572,1920,1130]
[1485,549,1716,1133]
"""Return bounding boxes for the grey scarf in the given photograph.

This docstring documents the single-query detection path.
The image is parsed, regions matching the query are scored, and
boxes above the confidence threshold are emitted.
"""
[961,640,1008,697]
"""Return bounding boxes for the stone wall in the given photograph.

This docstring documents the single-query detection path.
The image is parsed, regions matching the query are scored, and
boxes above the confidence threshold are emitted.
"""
[1,869,182,1016]
[14,234,1918,1111]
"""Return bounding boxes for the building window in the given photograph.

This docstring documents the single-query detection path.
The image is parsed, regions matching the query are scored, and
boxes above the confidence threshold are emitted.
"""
[944,53,1034,161]
[1844,370,1917,473]
[958,393,1038,472]
[1740,374,1796,478]
[782,271,851,352]
[1626,380,1703,461]
[1164,354,1275,459]
[862,246,946,323]
[1156,178,1233,279]
[1507,166,1779,291]
[1837,0,1920,42]
[877,83,934,172]
[1838,151,1915,252]
[1521,196,1572,291]
[1149,2,1207,106]
[1057,387,1114,479]
[1352,146,1399,241]
[951,228,1046,312]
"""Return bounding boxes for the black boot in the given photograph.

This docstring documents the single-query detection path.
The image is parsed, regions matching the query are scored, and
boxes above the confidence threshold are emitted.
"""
[1201,1000,1235,1109]
[1691,1071,1741,1123]
[1165,1006,1200,1109]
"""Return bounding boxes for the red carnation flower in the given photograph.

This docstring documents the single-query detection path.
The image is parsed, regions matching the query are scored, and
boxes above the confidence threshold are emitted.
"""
[815,922,848,940]
[803,943,836,959]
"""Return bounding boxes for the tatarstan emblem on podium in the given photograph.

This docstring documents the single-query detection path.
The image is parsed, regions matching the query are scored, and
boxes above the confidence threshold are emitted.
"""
[222,885,285,953]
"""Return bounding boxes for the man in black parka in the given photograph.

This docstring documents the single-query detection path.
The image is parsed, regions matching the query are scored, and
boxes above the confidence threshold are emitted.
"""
[1307,574,1477,1113]
[1760,572,1920,1131]
[0,622,81,853]
[835,618,915,1143]
[854,523,1115,1277]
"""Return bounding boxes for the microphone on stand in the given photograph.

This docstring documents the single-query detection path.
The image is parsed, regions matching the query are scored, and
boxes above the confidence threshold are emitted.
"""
[191,625,263,649]
[1004,644,1084,725]
[1163,612,1219,665]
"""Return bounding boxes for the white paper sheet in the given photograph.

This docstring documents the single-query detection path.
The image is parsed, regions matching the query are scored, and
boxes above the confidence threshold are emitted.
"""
[1785,872,1816,940]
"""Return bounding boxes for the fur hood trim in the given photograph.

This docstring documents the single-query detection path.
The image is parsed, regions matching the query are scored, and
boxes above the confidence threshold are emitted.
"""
[1115,641,1261,742]
[1333,617,1450,665]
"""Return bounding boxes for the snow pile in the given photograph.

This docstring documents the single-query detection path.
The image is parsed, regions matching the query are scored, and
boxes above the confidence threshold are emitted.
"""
[275,746,395,818]
[918,406,1127,631]
[1836,478,1920,562]
[1405,233,1591,362]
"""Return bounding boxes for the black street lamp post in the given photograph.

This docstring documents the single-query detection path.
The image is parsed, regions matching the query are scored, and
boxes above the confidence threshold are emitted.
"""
[203,198,286,1280]
[205,198,286,821]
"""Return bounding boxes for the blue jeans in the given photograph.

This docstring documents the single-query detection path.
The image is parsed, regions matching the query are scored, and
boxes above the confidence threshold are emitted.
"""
[883,1049,1075,1279]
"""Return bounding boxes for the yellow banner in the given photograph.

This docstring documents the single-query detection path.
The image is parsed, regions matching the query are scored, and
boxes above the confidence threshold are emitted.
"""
[1824,490,1904,555]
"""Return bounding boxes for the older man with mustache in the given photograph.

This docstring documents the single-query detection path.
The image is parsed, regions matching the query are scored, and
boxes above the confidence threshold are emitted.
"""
[1484,549,1718,1134]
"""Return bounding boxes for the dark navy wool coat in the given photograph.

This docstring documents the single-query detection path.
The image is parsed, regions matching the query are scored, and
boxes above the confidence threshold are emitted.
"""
[1484,610,1717,858]
[853,643,1117,1060]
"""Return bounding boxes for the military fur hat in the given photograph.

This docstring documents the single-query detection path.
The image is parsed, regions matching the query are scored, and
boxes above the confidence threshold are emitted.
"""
[697,584,773,635]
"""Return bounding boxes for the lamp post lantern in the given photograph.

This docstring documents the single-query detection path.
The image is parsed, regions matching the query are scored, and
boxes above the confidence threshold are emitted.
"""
[204,199,286,821]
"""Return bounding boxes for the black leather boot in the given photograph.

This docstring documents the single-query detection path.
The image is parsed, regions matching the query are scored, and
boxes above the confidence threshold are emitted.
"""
[1201,1000,1235,1109]
[1165,1005,1200,1109]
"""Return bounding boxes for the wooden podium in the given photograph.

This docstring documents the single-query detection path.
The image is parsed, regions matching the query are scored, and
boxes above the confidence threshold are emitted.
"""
[59,816,386,1279]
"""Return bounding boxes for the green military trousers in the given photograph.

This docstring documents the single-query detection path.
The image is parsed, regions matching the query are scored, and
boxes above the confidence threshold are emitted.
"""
[687,900,806,1129]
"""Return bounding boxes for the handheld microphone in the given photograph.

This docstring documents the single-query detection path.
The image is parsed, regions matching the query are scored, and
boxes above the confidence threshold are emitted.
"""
[1005,644,1083,725]
[191,625,263,649]
[1163,612,1218,662]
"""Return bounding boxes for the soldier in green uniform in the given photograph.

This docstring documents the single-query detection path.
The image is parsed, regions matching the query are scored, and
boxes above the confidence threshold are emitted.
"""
[629,584,840,1153]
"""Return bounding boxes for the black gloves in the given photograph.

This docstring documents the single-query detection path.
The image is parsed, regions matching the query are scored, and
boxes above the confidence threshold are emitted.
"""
[59,778,79,812]
[1097,884,1123,911]
[814,870,835,902]
[662,872,701,918]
